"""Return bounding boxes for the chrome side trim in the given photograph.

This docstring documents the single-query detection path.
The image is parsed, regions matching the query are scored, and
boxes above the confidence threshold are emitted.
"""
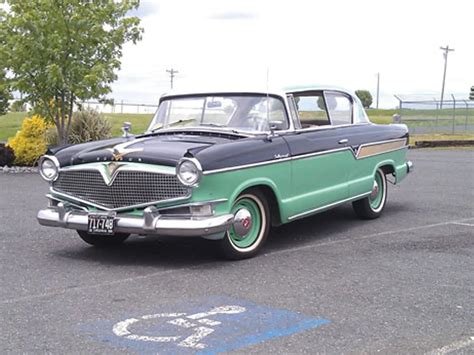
[293,122,371,134]
[287,191,372,221]
[49,187,191,212]
[158,198,228,211]
[203,138,408,175]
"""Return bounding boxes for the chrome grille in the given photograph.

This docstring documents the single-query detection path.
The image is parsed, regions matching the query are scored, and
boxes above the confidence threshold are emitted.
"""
[53,170,190,209]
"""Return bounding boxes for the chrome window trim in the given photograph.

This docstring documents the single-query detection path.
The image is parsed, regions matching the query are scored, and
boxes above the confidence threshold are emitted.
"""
[293,122,371,133]
[203,138,408,175]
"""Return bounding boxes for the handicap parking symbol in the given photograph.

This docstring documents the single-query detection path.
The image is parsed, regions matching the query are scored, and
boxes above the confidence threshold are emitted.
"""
[81,296,330,354]
[113,305,246,350]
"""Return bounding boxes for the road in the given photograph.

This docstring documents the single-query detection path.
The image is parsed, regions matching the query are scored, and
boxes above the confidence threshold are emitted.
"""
[1,149,473,354]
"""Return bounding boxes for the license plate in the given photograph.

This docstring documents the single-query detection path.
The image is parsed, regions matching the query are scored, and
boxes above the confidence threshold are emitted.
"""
[88,213,116,235]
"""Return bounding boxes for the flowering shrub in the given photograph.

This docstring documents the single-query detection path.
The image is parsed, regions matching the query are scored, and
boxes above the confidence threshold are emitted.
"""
[8,115,50,166]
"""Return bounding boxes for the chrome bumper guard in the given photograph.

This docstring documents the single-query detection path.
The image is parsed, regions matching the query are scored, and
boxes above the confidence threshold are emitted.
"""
[37,203,234,237]
[406,160,414,173]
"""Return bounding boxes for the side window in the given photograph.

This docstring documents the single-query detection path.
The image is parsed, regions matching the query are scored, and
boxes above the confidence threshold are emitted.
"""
[287,95,301,129]
[324,92,352,125]
[293,92,330,128]
[354,96,370,124]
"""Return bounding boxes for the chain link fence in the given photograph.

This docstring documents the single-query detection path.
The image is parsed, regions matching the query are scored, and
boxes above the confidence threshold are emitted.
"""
[81,100,158,114]
[394,95,474,135]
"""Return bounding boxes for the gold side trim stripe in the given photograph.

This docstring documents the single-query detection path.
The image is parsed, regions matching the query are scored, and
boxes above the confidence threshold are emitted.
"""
[356,139,407,159]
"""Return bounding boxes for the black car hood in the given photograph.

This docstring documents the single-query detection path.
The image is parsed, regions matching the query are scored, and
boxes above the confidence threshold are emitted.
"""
[52,133,235,168]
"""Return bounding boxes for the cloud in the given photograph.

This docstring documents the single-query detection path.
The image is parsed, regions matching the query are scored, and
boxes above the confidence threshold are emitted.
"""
[208,11,258,20]
[129,1,159,18]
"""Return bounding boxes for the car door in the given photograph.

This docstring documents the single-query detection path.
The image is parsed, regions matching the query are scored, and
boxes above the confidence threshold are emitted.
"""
[282,91,353,220]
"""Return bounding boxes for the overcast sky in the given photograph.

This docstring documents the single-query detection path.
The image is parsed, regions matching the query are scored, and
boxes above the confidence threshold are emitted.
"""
[113,0,473,108]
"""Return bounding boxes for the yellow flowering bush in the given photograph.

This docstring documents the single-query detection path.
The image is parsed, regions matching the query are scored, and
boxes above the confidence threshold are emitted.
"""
[8,115,51,166]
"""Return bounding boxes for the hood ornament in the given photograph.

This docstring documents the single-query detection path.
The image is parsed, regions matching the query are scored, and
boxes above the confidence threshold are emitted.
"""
[106,141,144,161]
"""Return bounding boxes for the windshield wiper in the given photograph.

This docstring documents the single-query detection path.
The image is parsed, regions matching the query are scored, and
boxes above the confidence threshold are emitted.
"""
[151,118,195,132]
[199,123,226,127]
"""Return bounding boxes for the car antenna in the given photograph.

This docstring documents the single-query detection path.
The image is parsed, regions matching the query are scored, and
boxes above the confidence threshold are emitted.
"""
[266,67,276,141]
[266,66,270,123]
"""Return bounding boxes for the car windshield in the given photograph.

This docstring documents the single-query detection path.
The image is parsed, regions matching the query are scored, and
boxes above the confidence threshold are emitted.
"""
[147,94,289,133]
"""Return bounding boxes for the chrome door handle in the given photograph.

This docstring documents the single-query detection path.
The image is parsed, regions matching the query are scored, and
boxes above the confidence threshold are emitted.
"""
[338,139,349,144]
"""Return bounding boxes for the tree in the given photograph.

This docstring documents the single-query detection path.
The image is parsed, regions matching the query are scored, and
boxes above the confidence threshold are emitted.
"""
[0,0,143,144]
[355,90,373,109]
[0,70,10,115]
[470,86,474,100]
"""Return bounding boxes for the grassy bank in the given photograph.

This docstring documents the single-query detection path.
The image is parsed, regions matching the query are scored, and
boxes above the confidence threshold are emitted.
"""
[1,110,472,143]
[0,112,153,142]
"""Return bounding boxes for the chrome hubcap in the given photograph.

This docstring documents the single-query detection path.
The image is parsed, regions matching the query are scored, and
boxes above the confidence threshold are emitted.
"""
[233,208,252,238]
[370,180,379,199]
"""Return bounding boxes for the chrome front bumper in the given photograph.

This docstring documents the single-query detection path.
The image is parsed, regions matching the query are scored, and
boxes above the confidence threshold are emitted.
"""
[37,203,234,237]
[406,160,414,173]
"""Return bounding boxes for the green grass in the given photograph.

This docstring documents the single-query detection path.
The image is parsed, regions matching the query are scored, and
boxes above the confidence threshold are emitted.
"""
[0,112,30,142]
[102,113,153,137]
[0,112,154,142]
[0,110,472,142]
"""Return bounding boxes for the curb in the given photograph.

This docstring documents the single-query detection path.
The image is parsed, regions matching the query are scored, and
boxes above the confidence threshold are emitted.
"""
[414,140,474,148]
[1,166,38,174]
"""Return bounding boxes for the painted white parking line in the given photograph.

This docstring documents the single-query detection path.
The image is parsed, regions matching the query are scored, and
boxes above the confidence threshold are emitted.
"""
[266,217,474,258]
[1,217,473,305]
[450,222,474,227]
[427,335,474,355]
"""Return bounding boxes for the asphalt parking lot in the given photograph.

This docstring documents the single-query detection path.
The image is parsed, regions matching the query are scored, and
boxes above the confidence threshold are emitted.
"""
[0,149,473,354]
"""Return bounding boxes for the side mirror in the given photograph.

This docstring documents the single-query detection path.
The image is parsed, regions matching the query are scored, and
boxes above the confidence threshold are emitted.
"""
[122,121,132,138]
[266,120,283,142]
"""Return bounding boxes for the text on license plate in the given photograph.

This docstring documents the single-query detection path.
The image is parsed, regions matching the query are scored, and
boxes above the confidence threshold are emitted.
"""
[88,214,115,234]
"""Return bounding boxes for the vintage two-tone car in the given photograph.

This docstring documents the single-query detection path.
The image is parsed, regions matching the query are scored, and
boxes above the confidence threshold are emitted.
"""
[37,86,413,259]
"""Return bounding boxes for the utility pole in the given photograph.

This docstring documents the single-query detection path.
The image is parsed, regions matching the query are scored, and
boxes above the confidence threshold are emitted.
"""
[166,68,179,89]
[440,45,454,109]
[376,72,380,109]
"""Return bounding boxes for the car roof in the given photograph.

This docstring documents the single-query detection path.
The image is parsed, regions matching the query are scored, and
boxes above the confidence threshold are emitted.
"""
[160,85,355,100]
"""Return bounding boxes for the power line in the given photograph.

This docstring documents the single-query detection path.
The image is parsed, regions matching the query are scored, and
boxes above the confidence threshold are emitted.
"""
[440,45,454,109]
[166,68,179,89]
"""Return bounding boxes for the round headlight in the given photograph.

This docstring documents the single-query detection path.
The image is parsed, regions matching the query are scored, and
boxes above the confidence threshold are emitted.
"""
[177,159,201,186]
[39,156,59,181]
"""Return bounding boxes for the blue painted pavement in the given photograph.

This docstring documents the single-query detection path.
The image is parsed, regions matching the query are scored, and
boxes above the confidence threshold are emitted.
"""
[80,295,330,354]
